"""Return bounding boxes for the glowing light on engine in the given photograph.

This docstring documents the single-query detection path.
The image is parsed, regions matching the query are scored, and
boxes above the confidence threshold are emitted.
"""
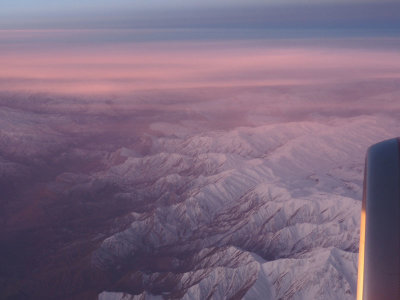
[357,207,366,300]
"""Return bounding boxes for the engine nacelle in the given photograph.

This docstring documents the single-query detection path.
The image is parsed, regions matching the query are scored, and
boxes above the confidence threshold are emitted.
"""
[357,138,400,300]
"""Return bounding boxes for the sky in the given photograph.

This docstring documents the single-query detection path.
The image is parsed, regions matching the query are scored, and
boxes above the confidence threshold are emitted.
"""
[1,0,400,30]
[0,1,399,95]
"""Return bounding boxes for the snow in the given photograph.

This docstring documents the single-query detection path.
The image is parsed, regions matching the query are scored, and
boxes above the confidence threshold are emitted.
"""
[2,84,400,299]
[92,113,400,299]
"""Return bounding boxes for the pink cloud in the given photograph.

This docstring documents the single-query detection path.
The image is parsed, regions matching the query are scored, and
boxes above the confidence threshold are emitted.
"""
[1,30,400,95]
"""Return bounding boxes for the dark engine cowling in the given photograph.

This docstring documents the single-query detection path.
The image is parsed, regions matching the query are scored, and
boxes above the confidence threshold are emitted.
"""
[358,138,400,300]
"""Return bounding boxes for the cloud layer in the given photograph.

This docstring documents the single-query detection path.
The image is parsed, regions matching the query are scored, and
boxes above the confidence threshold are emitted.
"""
[1,30,399,95]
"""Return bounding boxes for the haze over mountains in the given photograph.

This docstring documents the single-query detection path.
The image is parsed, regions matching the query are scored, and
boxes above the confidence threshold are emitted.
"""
[1,78,400,299]
[2,0,400,298]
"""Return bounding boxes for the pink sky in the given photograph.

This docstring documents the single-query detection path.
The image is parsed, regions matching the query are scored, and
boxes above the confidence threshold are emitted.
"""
[1,30,400,95]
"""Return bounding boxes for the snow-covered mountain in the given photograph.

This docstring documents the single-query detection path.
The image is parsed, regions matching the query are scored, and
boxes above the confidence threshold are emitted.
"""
[1,83,400,299]
[95,114,398,300]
